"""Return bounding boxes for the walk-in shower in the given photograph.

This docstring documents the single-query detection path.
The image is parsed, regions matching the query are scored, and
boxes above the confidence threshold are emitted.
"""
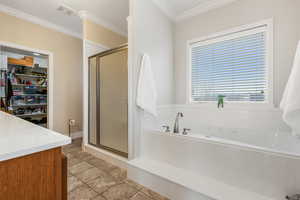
[88,44,128,158]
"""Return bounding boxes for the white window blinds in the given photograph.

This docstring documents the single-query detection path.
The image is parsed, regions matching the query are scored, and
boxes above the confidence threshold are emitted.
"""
[190,26,268,103]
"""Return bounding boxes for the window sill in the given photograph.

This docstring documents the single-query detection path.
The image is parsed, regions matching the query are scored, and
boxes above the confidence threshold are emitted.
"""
[171,102,278,112]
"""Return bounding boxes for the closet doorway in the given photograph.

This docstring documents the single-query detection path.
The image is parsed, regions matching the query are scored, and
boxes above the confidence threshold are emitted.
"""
[0,42,53,129]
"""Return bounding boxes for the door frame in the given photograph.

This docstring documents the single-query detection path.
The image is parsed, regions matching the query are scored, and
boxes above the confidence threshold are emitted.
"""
[88,44,128,158]
[82,39,108,146]
[0,41,54,130]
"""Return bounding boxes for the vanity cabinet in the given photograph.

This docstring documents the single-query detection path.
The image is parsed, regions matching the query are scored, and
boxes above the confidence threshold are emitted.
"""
[0,147,67,200]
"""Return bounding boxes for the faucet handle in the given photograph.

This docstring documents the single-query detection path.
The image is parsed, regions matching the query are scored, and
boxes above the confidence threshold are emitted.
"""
[177,112,184,117]
[182,128,191,135]
[162,125,170,133]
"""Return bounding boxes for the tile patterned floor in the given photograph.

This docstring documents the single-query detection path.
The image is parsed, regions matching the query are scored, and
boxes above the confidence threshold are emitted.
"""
[63,139,169,200]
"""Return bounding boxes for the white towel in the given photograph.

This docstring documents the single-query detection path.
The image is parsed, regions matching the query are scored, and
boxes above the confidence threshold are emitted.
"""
[137,54,157,116]
[280,41,300,136]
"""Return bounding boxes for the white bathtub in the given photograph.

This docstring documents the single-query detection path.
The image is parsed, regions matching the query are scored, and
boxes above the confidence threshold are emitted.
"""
[146,104,300,157]
[128,130,300,200]
[173,128,300,158]
[128,105,300,200]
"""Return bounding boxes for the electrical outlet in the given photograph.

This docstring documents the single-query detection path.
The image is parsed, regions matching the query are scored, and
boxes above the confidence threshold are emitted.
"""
[69,119,76,126]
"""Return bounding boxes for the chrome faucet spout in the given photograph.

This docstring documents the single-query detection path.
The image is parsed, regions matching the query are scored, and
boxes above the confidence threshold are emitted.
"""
[173,112,184,134]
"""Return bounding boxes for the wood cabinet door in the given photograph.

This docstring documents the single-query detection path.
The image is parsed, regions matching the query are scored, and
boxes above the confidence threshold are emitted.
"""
[0,148,62,200]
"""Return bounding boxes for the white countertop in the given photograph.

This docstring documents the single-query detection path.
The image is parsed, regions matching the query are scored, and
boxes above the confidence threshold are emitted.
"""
[0,111,71,162]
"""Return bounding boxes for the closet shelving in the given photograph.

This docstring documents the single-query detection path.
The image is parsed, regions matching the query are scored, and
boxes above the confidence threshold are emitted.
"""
[8,63,48,127]
[11,83,47,88]
[0,46,49,128]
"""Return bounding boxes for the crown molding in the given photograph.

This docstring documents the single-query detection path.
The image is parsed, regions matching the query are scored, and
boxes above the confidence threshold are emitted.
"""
[152,0,176,20]
[0,3,82,39]
[78,10,127,37]
[151,0,239,22]
[176,0,239,21]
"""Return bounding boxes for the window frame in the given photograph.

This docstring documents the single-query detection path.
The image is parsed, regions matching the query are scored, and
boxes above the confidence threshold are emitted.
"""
[186,19,274,107]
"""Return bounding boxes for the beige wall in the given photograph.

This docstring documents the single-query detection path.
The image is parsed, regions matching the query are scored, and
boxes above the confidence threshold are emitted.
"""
[175,0,300,106]
[83,19,127,48]
[0,11,83,135]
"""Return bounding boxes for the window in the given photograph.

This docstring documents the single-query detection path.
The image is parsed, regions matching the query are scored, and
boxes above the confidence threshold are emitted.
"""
[188,21,273,104]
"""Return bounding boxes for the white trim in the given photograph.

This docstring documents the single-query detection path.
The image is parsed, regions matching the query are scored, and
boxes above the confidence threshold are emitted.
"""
[158,104,280,112]
[176,0,239,21]
[127,15,134,160]
[48,52,54,130]
[0,41,54,130]
[82,40,88,146]
[186,19,274,107]
[71,131,83,139]
[127,12,141,160]
[187,19,273,45]
[189,26,267,47]
[78,10,127,37]
[151,0,176,20]
[151,0,240,22]
[82,39,108,147]
[84,39,109,50]
[0,3,82,39]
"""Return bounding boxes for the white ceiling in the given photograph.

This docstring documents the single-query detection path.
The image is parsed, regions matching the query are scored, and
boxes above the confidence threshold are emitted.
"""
[153,0,239,21]
[159,0,209,16]
[0,0,129,36]
[0,0,236,38]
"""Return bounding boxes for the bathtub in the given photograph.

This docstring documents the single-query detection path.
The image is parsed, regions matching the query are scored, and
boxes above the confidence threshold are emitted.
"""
[128,105,300,200]
[169,128,300,158]
[146,104,300,157]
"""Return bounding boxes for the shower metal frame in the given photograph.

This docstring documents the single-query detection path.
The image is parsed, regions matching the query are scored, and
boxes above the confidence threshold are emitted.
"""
[88,44,128,158]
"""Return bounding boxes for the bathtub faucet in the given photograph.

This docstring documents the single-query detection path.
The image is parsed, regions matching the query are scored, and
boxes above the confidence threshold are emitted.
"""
[173,112,184,134]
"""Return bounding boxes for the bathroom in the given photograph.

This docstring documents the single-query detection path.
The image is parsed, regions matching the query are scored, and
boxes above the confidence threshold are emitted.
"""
[0,0,300,199]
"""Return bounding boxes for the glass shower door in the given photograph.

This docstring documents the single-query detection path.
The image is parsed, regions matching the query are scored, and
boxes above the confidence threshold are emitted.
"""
[89,56,98,146]
[89,46,128,157]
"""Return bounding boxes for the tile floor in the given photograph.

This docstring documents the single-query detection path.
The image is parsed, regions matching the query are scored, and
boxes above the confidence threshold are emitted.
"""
[63,139,169,200]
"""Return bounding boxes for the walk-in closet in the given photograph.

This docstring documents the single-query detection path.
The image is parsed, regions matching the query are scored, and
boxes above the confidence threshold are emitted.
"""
[0,45,49,127]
